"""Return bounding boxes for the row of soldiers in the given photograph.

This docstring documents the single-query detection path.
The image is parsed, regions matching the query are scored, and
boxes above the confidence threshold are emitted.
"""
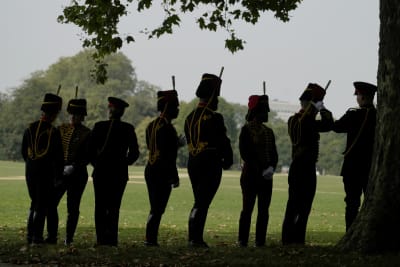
[21,73,376,248]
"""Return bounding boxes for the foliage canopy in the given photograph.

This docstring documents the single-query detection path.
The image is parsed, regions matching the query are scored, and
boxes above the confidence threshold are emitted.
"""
[58,0,302,83]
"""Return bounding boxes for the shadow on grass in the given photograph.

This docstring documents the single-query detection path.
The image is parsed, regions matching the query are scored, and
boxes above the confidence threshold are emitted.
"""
[1,227,399,266]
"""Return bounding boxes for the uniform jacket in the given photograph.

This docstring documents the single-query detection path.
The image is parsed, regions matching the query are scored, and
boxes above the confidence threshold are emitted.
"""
[239,121,278,182]
[184,106,233,170]
[333,104,376,177]
[21,119,64,183]
[59,123,91,172]
[89,119,139,181]
[145,117,179,185]
[288,105,333,164]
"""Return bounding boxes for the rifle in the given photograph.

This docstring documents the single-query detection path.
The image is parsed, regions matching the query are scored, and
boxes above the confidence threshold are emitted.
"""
[324,80,331,93]
[219,66,224,78]
[56,84,62,95]
[263,81,266,95]
[301,80,332,118]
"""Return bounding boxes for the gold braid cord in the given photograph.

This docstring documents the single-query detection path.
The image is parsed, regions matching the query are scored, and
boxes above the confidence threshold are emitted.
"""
[247,121,273,165]
[288,115,301,146]
[27,120,54,160]
[147,104,171,165]
[59,124,75,162]
[97,119,114,156]
[343,108,371,157]
[187,108,212,156]
[187,90,217,157]
[289,105,315,146]
[147,117,163,165]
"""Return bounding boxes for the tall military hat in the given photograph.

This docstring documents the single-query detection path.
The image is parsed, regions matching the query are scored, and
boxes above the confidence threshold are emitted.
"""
[41,93,62,113]
[248,95,270,112]
[353,81,377,96]
[246,94,270,121]
[108,96,129,109]
[299,83,325,102]
[195,73,222,99]
[157,90,179,111]
[67,99,87,115]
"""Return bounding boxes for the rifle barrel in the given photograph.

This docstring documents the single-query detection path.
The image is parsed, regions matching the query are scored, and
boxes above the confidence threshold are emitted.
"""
[219,66,224,78]
[263,81,266,95]
[325,80,331,91]
[56,84,61,95]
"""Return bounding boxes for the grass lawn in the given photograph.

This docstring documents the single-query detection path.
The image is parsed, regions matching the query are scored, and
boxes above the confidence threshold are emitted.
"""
[0,161,397,266]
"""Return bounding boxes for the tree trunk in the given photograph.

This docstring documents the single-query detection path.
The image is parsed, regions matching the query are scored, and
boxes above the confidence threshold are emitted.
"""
[337,1,400,252]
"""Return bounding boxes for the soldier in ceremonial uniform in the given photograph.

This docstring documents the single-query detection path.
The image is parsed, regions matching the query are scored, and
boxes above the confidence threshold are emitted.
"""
[46,99,91,245]
[237,94,278,247]
[332,81,377,231]
[281,83,333,245]
[21,93,64,244]
[184,73,233,247]
[144,89,182,246]
[89,97,140,246]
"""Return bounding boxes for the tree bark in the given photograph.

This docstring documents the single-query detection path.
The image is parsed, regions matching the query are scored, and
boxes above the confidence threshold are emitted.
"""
[337,1,400,252]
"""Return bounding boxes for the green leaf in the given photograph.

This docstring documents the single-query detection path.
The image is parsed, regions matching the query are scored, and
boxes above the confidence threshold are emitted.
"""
[126,36,135,43]
[59,0,302,84]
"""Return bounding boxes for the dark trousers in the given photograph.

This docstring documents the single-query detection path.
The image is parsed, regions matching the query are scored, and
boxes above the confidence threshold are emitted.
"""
[145,177,172,244]
[282,161,316,245]
[187,160,222,243]
[47,170,88,243]
[26,175,54,244]
[343,175,367,231]
[93,178,127,246]
[238,178,273,246]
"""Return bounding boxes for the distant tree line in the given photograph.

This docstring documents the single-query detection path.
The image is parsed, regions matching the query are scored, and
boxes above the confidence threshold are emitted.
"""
[0,50,345,175]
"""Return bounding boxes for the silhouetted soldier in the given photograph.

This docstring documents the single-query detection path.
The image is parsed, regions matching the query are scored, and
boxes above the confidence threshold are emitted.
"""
[282,83,333,245]
[184,73,233,247]
[46,98,91,245]
[21,93,64,245]
[238,94,278,247]
[332,81,377,231]
[144,89,182,246]
[89,97,139,246]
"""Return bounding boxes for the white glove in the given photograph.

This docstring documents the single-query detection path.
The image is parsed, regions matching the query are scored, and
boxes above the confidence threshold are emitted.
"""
[262,166,274,180]
[63,165,74,176]
[312,101,325,111]
[171,180,180,188]
[177,134,186,147]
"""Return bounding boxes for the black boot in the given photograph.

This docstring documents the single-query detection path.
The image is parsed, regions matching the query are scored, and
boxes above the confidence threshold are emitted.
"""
[188,208,197,242]
[255,212,269,247]
[32,211,46,244]
[46,207,59,244]
[145,213,161,246]
[65,212,79,245]
[27,210,34,244]
[345,207,358,231]
[196,209,208,243]
[188,208,208,248]
[238,210,251,247]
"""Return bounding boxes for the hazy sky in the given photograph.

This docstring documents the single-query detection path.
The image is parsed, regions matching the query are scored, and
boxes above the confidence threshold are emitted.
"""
[1,0,379,116]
